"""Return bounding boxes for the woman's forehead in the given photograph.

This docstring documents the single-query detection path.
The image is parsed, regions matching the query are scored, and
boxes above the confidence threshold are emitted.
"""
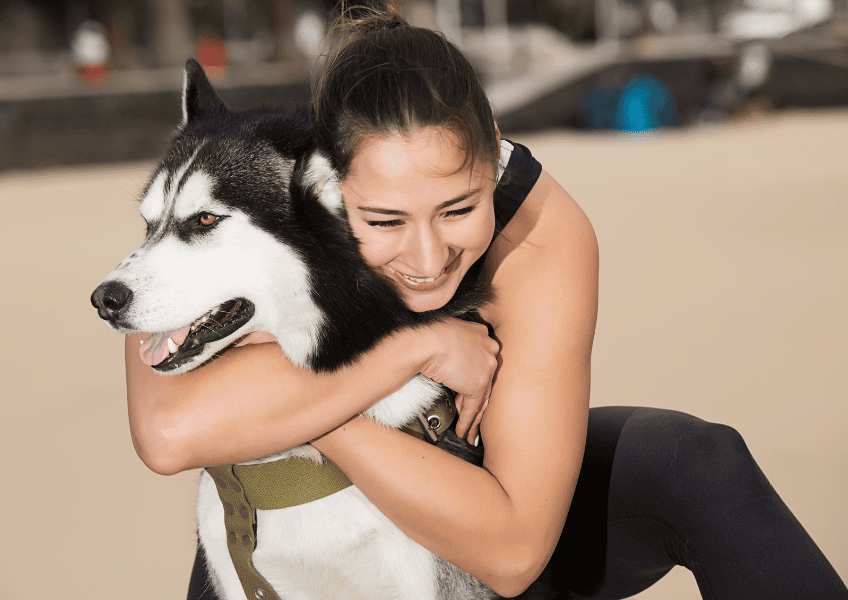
[344,129,494,196]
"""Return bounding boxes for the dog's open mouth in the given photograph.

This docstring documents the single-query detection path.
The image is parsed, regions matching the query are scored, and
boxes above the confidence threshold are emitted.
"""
[140,298,255,372]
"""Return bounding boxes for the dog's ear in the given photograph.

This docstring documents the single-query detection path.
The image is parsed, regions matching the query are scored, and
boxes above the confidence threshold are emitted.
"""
[302,151,344,216]
[181,59,228,126]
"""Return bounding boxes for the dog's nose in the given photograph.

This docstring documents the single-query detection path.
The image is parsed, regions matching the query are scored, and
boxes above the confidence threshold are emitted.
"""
[91,281,133,321]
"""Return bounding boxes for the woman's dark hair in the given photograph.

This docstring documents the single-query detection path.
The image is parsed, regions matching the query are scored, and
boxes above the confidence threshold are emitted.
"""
[310,2,499,179]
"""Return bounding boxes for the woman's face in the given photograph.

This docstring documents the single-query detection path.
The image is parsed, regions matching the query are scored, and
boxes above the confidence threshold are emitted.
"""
[341,128,497,312]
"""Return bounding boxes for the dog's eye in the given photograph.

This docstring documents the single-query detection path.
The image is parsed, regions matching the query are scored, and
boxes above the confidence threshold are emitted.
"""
[198,213,218,226]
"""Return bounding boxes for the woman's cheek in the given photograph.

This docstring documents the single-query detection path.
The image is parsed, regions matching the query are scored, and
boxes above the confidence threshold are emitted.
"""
[464,208,496,257]
[357,231,396,270]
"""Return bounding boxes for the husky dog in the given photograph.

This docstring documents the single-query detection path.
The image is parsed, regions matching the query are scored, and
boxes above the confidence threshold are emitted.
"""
[91,60,499,600]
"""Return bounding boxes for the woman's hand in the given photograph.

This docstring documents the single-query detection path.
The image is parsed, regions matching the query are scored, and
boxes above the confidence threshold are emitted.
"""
[420,318,500,445]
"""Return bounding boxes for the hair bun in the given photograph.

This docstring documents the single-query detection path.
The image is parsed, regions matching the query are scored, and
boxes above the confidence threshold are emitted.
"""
[311,0,498,180]
[327,2,406,48]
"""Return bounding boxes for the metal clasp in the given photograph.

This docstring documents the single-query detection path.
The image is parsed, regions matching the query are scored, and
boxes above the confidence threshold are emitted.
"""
[417,414,439,443]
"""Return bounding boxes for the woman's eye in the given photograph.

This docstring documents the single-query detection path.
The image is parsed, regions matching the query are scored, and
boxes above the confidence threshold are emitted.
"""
[444,206,475,218]
[198,213,218,226]
[367,219,403,228]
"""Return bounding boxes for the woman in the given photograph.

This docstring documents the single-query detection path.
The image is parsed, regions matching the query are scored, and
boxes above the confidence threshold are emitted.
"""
[126,9,848,600]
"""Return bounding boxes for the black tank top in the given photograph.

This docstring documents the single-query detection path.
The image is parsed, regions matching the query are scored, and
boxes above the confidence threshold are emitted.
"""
[493,139,543,235]
[464,140,543,284]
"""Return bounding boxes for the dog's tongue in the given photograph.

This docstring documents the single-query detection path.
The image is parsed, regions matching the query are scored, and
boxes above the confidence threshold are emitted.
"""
[140,326,191,366]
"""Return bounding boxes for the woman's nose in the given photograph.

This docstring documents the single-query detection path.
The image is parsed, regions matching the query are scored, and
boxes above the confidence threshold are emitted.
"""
[404,224,448,277]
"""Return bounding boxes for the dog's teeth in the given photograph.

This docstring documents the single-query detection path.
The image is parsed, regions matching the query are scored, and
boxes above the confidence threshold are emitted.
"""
[140,339,144,345]
[167,337,178,353]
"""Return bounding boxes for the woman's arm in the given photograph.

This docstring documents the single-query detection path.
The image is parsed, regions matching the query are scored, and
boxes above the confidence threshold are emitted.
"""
[313,170,598,597]
[126,317,497,475]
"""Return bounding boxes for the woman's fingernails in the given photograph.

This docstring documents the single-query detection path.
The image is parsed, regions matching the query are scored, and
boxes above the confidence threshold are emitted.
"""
[474,435,480,447]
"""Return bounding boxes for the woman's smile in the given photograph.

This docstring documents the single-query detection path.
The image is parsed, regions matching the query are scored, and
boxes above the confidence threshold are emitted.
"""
[341,128,497,312]
[388,250,463,292]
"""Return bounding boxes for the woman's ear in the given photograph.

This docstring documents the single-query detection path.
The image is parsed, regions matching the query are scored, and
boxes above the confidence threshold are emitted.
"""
[494,122,501,150]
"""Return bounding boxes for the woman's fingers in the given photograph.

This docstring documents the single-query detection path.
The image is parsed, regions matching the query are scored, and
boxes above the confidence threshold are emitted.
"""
[466,397,489,446]
[454,387,491,443]
[420,319,499,399]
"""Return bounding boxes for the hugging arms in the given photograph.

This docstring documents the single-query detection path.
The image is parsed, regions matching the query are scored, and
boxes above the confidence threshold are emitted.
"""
[126,161,597,597]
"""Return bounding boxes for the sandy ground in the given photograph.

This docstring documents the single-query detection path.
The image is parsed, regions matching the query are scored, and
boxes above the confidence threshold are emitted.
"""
[1,111,845,599]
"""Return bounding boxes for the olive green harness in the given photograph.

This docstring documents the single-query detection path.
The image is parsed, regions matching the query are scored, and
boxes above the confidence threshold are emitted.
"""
[205,399,456,600]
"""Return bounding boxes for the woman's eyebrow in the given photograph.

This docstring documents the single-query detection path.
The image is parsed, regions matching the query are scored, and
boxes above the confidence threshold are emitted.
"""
[358,189,482,215]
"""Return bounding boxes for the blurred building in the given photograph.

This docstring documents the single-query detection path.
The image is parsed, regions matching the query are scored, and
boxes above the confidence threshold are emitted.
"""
[0,0,846,170]
[0,0,343,76]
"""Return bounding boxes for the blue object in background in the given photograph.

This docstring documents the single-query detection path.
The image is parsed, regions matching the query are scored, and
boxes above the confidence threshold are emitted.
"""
[615,75,679,133]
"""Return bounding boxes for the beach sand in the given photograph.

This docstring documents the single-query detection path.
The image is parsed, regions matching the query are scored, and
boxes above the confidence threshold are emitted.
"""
[2,110,845,598]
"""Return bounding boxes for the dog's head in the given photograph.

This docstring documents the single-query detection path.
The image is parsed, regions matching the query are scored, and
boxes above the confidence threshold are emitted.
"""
[91,60,345,373]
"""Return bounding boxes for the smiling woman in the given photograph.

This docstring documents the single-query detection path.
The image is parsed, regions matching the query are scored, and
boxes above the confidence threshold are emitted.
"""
[112,4,848,600]
[342,129,497,312]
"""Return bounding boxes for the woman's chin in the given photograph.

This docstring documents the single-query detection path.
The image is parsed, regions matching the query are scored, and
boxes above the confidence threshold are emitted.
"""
[402,286,458,313]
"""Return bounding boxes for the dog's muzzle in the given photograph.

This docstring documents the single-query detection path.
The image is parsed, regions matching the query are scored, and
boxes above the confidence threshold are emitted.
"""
[91,280,256,371]
[91,281,133,325]
[153,298,255,372]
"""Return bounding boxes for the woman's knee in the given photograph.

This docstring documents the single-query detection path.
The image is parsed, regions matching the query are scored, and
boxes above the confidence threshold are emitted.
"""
[609,408,769,518]
[667,420,762,500]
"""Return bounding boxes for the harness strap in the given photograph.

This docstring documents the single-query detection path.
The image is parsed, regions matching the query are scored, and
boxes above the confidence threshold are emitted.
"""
[205,464,283,600]
[234,457,353,509]
[204,396,456,599]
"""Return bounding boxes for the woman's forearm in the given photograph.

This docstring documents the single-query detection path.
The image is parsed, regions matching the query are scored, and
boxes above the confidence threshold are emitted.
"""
[311,417,566,597]
[126,328,430,474]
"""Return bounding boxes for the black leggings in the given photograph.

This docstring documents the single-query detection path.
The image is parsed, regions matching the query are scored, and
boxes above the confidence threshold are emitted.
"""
[187,407,848,599]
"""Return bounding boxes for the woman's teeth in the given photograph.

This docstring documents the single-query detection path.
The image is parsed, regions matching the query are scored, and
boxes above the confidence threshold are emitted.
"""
[403,273,437,284]
[400,266,448,284]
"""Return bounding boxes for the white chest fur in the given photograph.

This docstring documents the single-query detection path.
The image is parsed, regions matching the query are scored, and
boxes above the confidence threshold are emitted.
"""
[197,473,439,600]
[194,375,492,600]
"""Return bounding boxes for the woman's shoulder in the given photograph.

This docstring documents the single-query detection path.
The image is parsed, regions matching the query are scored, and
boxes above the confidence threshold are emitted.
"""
[490,136,595,264]
[484,150,598,328]
[489,166,596,270]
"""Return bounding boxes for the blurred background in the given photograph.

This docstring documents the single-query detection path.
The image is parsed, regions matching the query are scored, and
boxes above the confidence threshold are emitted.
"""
[1,1,846,599]
[0,0,845,169]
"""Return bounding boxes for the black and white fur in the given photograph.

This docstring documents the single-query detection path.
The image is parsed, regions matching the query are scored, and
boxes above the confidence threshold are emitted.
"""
[92,60,500,600]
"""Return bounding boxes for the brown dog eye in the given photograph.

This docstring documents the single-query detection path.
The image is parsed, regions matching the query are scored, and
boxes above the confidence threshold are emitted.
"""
[199,213,218,226]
